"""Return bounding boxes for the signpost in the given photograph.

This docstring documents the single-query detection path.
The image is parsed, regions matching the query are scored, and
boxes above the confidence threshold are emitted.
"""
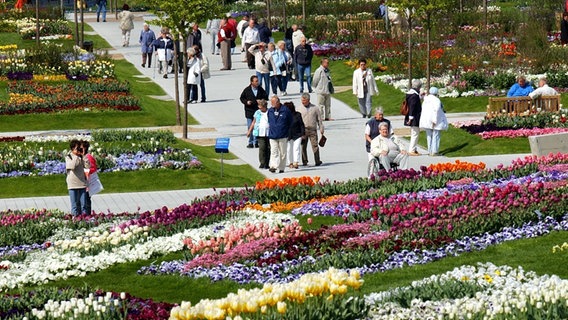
[214,137,230,177]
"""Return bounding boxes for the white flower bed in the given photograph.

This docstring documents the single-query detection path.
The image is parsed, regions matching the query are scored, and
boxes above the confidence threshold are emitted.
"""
[0,209,296,291]
[365,262,568,319]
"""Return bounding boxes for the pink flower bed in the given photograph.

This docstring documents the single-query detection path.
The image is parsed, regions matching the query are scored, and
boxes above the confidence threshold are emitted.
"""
[478,127,568,139]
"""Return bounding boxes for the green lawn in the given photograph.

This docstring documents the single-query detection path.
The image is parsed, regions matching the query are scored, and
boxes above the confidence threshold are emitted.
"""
[0,142,264,198]
[0,25,191,132]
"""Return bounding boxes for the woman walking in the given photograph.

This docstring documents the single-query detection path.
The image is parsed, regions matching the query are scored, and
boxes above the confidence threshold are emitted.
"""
[286,102,305,169]
[139,23,155,68]
[118,4,135,47]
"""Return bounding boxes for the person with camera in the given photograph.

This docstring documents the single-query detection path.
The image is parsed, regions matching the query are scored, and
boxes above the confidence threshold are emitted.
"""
[65,139,89,216]
[248,42,274,91]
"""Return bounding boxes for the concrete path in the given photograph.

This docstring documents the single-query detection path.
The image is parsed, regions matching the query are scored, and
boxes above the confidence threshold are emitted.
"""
[0,13,529,213]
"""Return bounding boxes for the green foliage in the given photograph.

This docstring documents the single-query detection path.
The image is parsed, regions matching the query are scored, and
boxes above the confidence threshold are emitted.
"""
[462,71,488,90]
[260,295,369,320]
[547,69,568,88]
[378,279,486,308]
[489,72,515,90]
[483,111,567,129]
[92,129,177,143]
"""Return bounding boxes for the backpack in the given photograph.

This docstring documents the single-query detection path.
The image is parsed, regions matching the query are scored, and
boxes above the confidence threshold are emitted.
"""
[400,97,409,116]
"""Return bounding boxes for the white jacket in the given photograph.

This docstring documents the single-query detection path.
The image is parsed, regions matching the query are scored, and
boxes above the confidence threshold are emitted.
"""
[419,94,448,131]
[352,68,379,98]
[186,58,201,85]
[370,134,406,157]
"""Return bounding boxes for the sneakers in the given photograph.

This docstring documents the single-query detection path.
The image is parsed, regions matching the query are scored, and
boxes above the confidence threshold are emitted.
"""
[281,91,287,96]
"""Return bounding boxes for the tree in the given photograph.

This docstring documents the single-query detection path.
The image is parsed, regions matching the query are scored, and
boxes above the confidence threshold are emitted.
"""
[389,0,451,90]
[146,0,222,138]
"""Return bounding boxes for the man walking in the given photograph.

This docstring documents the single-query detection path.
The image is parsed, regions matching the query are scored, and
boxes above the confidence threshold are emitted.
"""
[312,58,333,120]
[242,18,260,70]
[267,96,293,173]
[96,0,106,22]
[240,75,268,148]
[218,17,234,70]
[298,93,324,166]
[294,36,314,93]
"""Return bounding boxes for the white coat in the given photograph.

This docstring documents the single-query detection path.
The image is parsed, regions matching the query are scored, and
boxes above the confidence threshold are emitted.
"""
[419,94,448,131]
[352,68,379,98]
[186,57,201,85]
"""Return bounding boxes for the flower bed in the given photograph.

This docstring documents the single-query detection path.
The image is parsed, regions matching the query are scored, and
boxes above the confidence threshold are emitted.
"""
[0,130,201,178]
[0,79,138,115]
[1,154,567,319]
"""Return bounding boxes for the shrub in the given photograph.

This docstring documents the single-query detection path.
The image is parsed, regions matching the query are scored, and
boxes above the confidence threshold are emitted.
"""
[463,71,488,90]
[490,72,515,90]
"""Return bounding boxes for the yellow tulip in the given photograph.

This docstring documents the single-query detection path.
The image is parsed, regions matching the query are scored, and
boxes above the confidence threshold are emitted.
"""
[276,301,287,314]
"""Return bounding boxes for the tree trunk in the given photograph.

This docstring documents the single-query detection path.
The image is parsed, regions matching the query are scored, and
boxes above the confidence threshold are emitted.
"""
[74,0,79,46]
[407,13,412,90]
[182,33,189,139]
[283,0,287,30]
[35,0,40,47]
[266,0,271,29]
[80,0,84,46]
[426,13,431,91]
[302,0,305,26]
[174,34,181,127]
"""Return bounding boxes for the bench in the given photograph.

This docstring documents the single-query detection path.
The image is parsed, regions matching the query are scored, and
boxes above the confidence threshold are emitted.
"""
[528,132,568,156]
[486,95,561,118]
[337,20,385,38]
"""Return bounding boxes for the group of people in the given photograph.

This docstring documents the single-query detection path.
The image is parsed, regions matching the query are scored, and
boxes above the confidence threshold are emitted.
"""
[507,75,558,98]
[65,140,98,216]
[365,79,449,171]
[241,76,324,173]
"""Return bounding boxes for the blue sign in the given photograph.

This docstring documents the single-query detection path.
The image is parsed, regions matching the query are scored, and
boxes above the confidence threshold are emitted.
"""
[215,137,230,153]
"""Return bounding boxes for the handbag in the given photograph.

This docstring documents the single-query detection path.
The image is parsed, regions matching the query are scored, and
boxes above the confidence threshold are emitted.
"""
[328,80,334,94]
[87,172,104,196]
[318,134,327,147]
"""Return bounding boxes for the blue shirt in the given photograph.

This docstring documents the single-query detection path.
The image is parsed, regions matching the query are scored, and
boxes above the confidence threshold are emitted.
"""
[507,83,534,97]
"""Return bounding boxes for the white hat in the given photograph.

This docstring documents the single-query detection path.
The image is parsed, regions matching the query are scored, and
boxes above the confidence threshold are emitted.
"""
[429,87,439,95]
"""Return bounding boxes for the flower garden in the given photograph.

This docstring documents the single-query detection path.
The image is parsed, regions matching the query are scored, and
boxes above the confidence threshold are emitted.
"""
[0,130,202,179]
[0,1,567,319]
[1,153,567,319]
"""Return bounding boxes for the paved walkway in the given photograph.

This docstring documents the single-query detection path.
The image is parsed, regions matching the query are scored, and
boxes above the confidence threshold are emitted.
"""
[0,13,529,213]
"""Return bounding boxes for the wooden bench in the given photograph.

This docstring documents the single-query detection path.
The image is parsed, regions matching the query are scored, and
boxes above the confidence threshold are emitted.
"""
[486,95,561,118]
[337,20,385,38]
[528,132,568,156]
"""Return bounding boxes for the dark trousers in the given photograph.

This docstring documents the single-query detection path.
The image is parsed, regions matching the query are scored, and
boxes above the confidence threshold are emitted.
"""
[245,43,255,69]
[200,77,206,102]
[270,75,284,95]
[301,128,321,165]
[257,136,270,168]
[142,53,152,67]
[187,84,198,102]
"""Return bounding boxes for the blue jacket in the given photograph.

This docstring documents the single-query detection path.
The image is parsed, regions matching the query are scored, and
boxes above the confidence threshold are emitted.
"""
[268,104,292,139]
[507,83,534,97]
[140,29,156,53]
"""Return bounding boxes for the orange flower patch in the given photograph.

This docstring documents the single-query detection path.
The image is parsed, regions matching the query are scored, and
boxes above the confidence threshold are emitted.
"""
[255,176,321,190]
[428,160,486,173]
